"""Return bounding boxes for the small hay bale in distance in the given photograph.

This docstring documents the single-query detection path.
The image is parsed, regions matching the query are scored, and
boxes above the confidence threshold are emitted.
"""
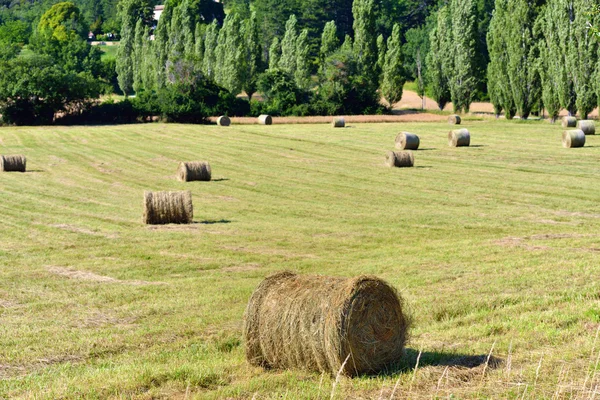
[143,190,193,225]
[258,115,273,125]
[562,116,577,128]
[332,117,345,128]
[177,161,211,182]
[577,120,596,135]
[448,129,471,147]
[395,132,420,150]
[244,271,410,377]
[448,114,462,125]
[0,155,26,172]
[562,129,586,148]
[217,116,231,126]
[385,151,414,168]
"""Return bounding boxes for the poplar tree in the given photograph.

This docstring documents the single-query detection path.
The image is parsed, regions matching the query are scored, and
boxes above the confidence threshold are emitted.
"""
[153,1,172,88]
[376,34,386,81]
[504,0,540,119]
[132,18,144,93]
[537,44,561,122]
[426,7,451,111]
[381,24,405,107]
[167,7,184,66]
[243,12,262,100]
[215,14,244,93]
[341,34,353,53]
[449,0,477,113]
[141,25,156,91]
[570,0,597,118]
[352,0,378,84]
[269,37,281,70]
[320,21,339,62]
[116,15,135,94]
[194,23,204,62]
[295,28,311,90]
[487,0,511,117]
[203,20,219,80]
[279,14,297,75]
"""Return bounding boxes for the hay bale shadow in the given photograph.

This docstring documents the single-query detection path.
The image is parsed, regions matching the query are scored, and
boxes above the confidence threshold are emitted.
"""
[212,178,229,182]
[372,348,503,377]
[197,219,231,225]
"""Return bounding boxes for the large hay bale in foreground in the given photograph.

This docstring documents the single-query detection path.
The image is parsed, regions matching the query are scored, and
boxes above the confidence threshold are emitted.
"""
[395,132,420,150]
[577,120,596,135]
[177,161,211,182]
[385,151,414,168]
[143,190,193,225]
[448,129,471,147]
[562,129,586,148]
[217,116,231,126]
[562,116,577,128]
[332,117,345,128]
[244,271,410,376]
[448,115,461,125]
[258,115,273,125]
[0,155,26,172]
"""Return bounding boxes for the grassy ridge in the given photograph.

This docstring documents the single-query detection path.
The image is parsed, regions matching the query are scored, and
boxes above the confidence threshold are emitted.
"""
[1,120,600,398]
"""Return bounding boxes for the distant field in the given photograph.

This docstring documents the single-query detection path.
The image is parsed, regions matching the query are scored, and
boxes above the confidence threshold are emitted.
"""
[1,120,600,398]
[97,44,119,60]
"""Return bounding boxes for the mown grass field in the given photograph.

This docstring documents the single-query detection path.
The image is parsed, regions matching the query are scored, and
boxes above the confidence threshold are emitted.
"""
[1,119,600,399]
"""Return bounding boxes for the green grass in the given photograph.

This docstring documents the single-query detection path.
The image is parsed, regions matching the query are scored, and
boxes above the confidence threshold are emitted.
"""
[98,44,119,60]
[1,120,600,399]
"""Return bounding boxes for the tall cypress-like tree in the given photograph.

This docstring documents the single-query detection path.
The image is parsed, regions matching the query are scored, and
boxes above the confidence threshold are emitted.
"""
[279,14,297,75]
[320,21,339,62]
[269,37,281,70]
[140,25,156,91]
[203,20,219,80]
[215,14,244,93]
[194,23,204,62]
[352,0,378,85]
[426,7,451,111]
[132,18,144,94]
[153,1,172,88]
[537,43,561,122]
[243,12,263,100]
[295,28,311,89]
[116,15,135,94]
[487,0,513,118]
[449,0,477,113]
[404,24,431,110]
[543,0,576,115]
[341,34,353,53]
[376,33,386,81]
[381,24,405,107]
[504,0,540,119]
[570,0,597,118]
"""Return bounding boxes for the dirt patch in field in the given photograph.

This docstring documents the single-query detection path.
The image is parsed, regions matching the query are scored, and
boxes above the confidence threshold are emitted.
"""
[92,162,121,174]
[0,299,17,308]
[495,233,598,252]
[51,224,119,239]
[46,266,166,286]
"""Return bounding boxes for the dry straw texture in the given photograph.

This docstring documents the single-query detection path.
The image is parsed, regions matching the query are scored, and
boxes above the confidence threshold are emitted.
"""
[177,161,211,182]
[385,151,415,168]
[577,120,596,135]
[395,132,420,150]
[258,115,273,125]
[448,115,461,125]
[0,155,26,172]
[562,129,586,148]
[217,116,231,126]
[332,117,345,128]
[562,116,577,128]
[143,190,193,225]
[448,129,471,147]
[244,271,410,377]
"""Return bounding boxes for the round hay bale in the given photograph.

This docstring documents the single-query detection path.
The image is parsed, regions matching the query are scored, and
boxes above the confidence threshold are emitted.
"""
[395,132,420,150]
[448,115,461,125]
[217,116,231,126]
[0,155,26,172]
[385,151,414,168]
[561,116,577,128]
[562,129,586,148]
[448,129,471,147]
[332,117,345,128]
[143,190,193,225]
[244,271,410,376]
[577,120,596,135]
[177,161,211,182]
[258,115,273,125]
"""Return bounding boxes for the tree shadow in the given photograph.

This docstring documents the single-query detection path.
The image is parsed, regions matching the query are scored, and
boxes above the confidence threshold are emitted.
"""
[370,348,503,377]
[196,219,231,225]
